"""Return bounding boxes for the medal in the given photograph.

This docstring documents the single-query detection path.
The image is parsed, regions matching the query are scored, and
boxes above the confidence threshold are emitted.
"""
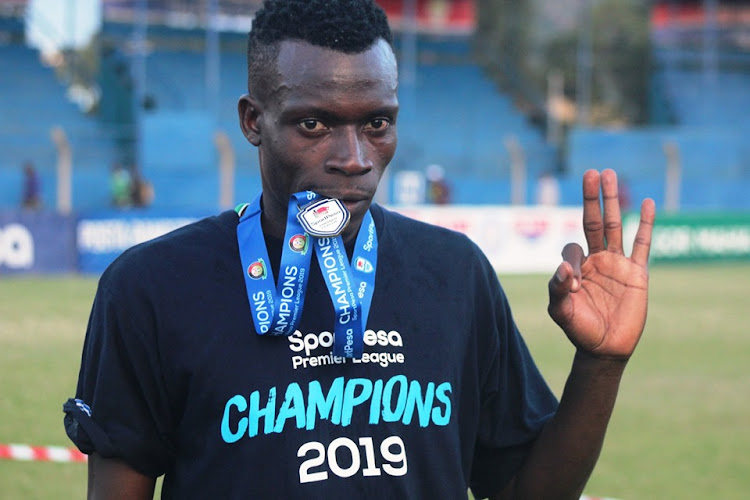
[237,191,377,358]
[297,198,350,237]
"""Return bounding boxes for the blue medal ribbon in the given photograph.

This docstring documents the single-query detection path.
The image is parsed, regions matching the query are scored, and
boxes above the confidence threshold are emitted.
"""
[237,191,315,336]
[236,191,378,358]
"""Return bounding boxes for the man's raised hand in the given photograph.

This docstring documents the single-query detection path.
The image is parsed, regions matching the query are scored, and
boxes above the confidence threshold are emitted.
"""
[547,169,656,360]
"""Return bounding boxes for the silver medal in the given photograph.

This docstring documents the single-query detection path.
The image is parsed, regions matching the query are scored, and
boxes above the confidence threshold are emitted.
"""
[296,198,351,237]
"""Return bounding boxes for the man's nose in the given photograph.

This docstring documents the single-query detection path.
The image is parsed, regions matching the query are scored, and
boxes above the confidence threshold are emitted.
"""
[326,127,372,175]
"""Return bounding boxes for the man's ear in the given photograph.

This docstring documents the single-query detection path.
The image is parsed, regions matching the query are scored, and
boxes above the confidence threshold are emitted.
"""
[238,94,262,146]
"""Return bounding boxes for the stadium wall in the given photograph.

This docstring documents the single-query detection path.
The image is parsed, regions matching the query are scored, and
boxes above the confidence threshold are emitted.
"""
[1,208,749,276]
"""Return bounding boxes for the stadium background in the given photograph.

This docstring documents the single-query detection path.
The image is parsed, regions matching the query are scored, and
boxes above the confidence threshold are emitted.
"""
[1,0,749,275]
[1,0,749,498]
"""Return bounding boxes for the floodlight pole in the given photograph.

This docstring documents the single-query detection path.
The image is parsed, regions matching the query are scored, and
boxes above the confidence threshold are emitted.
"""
[546,69,564,145]
[663,140,681,213]
[132,0,148,168]
[401,0,418,127]
[215,131,235,210]
[702,0,718,122]
[504,135,526,206]
[205,0,220,122]
[576,0,593,126]
[51,126,72,215]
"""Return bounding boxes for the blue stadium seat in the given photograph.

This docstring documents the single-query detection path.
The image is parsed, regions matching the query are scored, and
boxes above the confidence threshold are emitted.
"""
[0,43,118,212]
[131,28,555,207]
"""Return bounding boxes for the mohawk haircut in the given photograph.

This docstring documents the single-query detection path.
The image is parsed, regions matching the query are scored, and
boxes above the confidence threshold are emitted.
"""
[246,0,393,101]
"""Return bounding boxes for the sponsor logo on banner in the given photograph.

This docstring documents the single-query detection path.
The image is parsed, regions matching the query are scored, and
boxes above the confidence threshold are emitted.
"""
[77,216,199,274]
[77,217,197,254]
[513,217,550,240]
[390,205,586,273]
[0,223,34,269]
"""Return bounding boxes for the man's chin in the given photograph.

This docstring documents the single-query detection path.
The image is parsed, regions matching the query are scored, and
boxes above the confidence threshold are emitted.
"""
[340,202,374,241]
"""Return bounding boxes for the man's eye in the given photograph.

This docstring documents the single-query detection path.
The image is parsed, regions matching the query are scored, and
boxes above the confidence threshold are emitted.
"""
[299,119,325,131]
[366,118,390,131]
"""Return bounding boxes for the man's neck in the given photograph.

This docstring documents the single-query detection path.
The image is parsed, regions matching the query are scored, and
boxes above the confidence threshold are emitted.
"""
[260,204,287,241]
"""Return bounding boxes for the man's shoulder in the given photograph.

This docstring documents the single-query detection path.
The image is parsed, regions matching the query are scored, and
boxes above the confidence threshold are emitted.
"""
[102,210,238,283]
[132,210,235,252]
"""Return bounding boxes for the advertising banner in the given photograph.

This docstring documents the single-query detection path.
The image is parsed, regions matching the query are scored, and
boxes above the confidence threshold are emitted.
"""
[0,211,77,274]
[393,206,587,274]
[625,213,750,263]
[77,214,200,274]
[10,208,744,276]
[399,207,750,271]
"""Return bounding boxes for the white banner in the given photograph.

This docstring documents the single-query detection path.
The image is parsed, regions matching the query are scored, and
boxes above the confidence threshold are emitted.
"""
[391,205,586,274]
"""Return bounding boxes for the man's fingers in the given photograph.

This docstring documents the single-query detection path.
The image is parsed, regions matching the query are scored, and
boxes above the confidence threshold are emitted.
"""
[549,261,572,299]
[549,243,584,299]
[548,260,574,327]
[561,242,584,292]
[600,169,623,254]
[582,170,605,254]
[631,198,656,266]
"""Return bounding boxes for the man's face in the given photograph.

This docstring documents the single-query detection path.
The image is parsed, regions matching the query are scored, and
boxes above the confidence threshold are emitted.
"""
[240,39,399,240]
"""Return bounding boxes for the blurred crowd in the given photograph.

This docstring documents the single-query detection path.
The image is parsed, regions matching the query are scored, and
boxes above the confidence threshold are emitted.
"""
[110,163,154,209]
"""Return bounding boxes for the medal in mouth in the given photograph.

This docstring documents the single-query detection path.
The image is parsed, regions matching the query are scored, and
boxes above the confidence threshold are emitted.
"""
[296,198,351,237]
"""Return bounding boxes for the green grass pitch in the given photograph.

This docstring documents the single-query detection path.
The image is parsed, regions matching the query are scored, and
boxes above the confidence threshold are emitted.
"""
[1,264,749,498]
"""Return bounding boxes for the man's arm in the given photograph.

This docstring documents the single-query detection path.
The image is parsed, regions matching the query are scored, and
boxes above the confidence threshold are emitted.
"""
[88,453,156,500]
[492,352,627,500]
[492,169,655,499]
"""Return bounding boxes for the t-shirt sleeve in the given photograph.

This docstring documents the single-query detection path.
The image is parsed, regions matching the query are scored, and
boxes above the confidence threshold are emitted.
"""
[63,261,176,478]
[469,255,559,499]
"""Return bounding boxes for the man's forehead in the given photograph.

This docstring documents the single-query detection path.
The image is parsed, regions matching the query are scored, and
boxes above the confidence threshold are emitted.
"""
[274,39,398,90]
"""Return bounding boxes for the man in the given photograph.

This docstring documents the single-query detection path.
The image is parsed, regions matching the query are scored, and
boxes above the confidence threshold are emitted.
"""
[110,162,132,208]
[21,161,42,210]
[64,1,655,498]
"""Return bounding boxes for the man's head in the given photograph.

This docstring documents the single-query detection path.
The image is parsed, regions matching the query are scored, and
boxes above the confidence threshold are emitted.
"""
[239,0,399,242]
[246,0,393,103]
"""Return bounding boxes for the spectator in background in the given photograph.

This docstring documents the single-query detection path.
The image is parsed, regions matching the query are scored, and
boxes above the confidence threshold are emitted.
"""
[21,161,42,211]
[535,169,561,206]
[110,162,131,208]
[425,163,451,204]
[129,164,155,208]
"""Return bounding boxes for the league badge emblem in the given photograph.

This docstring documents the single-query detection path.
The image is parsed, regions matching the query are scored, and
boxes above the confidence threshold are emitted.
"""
[297,198,350,237]
[355,256,373,273]
[288,233,309,254]
[247,259,267,280]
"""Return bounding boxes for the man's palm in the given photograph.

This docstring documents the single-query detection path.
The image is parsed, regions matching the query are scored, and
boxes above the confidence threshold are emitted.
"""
[548,169,655,361]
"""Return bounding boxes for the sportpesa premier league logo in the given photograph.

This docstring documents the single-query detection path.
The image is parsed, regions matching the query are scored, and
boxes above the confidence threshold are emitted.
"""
[288,234,309,254]
[247,259,267,280]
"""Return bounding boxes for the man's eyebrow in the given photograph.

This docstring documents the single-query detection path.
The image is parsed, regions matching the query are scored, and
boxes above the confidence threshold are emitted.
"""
[279,106,338,121]
[280,105,398,122]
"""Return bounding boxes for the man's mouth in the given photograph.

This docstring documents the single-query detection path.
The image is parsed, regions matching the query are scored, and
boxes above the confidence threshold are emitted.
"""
[308,191,370,213]
[340,198,367,213]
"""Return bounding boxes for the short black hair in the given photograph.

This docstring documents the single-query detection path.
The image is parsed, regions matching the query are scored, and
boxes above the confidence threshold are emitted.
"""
[246,0,393,100]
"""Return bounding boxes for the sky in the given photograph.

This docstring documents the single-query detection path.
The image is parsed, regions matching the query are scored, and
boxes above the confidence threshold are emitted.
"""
[26,0,101,53]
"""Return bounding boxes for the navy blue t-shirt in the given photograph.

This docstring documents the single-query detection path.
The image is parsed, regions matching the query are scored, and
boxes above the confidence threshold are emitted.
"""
[65,204,558,499]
